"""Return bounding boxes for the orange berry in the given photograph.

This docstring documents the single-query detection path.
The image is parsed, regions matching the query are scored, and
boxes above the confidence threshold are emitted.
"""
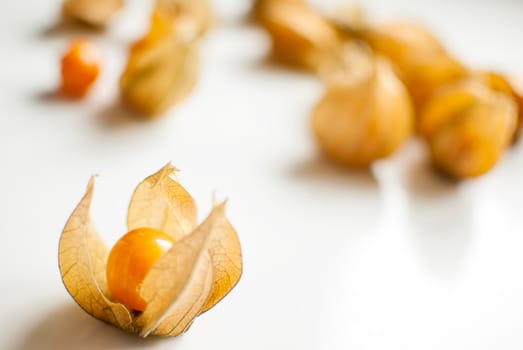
[106,228,174,311]
[61,39,101,98]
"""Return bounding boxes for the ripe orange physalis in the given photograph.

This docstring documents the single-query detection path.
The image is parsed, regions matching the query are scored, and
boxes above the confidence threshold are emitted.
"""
[61,38,101,98]
[58,164,243,337]
[106,228,175,312]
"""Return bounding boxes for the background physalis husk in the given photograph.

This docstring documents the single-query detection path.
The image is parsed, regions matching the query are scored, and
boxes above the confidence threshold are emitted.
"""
[419,79,517,178]
[255,0,342,72]
[120,1,210,117]
[359,22,467,110]
[328,16,467,110]
[62,0,123,27]
[472,71,523,142]
[156,0,214,35]
[313,44,414,167]
[58,164,243,337]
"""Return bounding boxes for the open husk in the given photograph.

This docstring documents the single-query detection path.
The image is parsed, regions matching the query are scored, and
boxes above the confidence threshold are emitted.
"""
[59,164,242,337]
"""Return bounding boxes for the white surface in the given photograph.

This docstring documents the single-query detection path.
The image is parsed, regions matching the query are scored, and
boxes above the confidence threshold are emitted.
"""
[2,0,523,349]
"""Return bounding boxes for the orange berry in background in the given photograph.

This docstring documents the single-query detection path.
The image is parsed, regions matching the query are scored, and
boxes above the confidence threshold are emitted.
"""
[106,228,175,312]
[61,38,101,98]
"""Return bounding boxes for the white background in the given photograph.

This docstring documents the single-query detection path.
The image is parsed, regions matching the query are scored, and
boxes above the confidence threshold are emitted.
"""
[2,0,523,349]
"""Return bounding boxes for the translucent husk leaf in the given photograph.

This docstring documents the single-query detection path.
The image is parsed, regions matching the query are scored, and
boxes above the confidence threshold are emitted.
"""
[62,0,123,27]
[59,178,134,332]
[313,45,414,167]
[127,163,197,239]
[198,207,242,314]
[150,256,212,336]
[256,1,342,71]
[362,22,467,109]
[421,80,517,178]
[137,203,242,337]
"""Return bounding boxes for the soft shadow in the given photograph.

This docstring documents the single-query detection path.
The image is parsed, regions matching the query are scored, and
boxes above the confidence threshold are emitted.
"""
[290,154,379,189]
[241,52,312,77]
[17,302,179,350]
[34,88,74,104]
[404,157,472,278]
[404,157,457,199]
[95,100,148,130]
[39,18,106,39]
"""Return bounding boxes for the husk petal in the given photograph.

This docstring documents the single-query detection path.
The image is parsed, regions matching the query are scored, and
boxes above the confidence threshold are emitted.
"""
[127,163,197,239]
[59,178,134,332]
[137,204,232,336]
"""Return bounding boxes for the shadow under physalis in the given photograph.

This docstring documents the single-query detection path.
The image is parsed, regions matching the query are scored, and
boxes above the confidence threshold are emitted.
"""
[58,163,243,337]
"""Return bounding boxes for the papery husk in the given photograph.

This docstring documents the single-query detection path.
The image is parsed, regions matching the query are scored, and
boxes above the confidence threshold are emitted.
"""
[137,203,242,337]
[127,163,197,239]
[120,15,199,118]
[251,0,306,20]
[325,4,369,38]
[58,178,134,332]
[420,79,517,178]
[128,164,243,321]
[120,6,203,117]
[313,44,414,167]
[472,71,523,142]
[62,0,123,27]
[156,0,214,35]
[360,22,467,109]
[256,0,342,71]
[59,165,243,337]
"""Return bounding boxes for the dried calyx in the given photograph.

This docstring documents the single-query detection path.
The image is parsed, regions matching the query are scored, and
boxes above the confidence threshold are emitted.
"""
[313,44,414,167]
[156,0,214,35]
[419,79,517,178]
[254,0,342,72]
[58,164,242,337]
[329,13,467,110]
[473,71,523,142]
[120,0,211,117]
[361,22,467,110]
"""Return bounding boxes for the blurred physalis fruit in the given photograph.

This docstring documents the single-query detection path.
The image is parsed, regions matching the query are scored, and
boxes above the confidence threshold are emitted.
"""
[363,22,467,109]
[119,10,200,117]
[419,79,517,178]
[61,38,101,98]
[62,0,123,27]
[313,44,414,167]
[252,0,306,20]
[473,71,523,142]
[256,0,342,72]
[58,164,243,337]
[155,0,214,36]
